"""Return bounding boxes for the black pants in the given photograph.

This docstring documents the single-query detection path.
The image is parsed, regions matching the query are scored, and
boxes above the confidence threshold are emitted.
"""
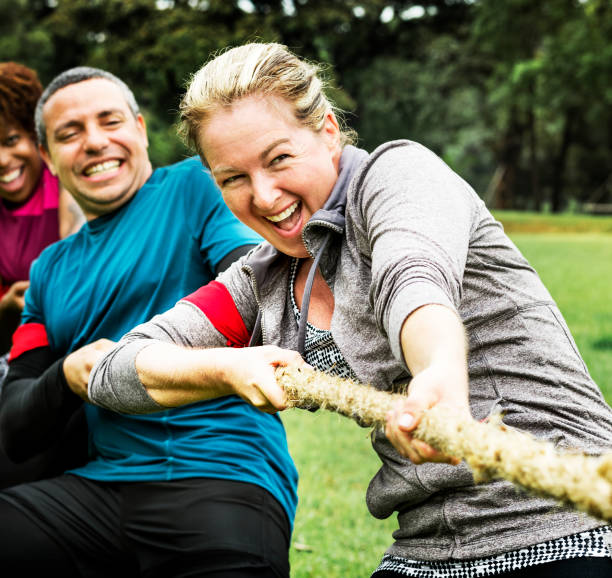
[501,557,612,577]
[0,475,290,578]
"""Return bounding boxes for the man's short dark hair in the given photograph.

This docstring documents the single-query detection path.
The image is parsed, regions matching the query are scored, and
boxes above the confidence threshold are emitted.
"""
[35,67,140,150]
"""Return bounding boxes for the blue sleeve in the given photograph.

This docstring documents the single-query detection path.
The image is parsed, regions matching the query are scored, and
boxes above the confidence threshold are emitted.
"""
[182,158,262,273]
[21,256,45,326]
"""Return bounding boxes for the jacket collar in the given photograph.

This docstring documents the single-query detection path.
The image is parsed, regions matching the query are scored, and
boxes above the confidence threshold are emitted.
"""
[305,144,369,236]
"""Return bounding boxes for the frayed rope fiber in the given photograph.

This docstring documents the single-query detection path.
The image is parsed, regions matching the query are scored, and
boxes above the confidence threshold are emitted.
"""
[276,365,612,522]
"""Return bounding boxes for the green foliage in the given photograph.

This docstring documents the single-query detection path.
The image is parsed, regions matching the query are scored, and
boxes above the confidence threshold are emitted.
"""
[0,0,610,204]
[0,0,55,72]
[470,0,612,210]
[353,33,495,193]
[144,109,192,167]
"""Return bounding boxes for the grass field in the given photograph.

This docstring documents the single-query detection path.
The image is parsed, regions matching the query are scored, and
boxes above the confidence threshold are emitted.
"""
[491,211,612,235]
[283,212,612,577]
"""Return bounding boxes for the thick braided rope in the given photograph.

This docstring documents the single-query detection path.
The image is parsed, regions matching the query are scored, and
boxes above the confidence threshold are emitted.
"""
[276,365,612,522]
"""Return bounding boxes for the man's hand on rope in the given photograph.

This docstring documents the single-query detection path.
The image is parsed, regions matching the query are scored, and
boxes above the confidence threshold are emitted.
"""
[64,338,117,401]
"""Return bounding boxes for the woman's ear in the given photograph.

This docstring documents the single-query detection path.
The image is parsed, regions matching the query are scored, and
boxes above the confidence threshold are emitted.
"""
[322,110,342,160]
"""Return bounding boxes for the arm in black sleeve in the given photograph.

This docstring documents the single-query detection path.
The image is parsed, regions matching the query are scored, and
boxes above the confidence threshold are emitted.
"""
[214,244,258,276]
[0,347,83,463]
[0,302,21,355]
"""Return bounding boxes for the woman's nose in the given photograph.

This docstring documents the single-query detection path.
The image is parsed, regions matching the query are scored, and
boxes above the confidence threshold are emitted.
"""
[0,146,11,167]
[251,173,281,211]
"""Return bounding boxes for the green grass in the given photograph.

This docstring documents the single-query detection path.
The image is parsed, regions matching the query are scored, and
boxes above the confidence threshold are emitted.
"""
[492,210,612,234]
[509,233,612,400]
[283,217,612,577]
[284,411,395,577]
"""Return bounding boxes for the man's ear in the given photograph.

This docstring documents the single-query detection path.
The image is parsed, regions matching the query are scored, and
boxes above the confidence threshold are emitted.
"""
[39,144,57,176]
[137,114,149,148]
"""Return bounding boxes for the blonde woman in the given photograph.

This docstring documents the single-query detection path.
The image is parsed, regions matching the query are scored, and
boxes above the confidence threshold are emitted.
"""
[90,44,612,577]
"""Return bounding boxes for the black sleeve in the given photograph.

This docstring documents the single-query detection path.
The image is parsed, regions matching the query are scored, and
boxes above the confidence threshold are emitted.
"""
[0,305,21,355]
[0,347,84,463]
[214,244,258,276]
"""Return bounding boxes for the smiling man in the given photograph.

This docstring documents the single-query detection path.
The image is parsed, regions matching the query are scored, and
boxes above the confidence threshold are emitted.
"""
[0,68,297,578]
[36,72,153,220]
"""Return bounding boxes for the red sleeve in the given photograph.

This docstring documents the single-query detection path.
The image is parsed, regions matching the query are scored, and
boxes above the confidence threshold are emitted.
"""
[181,281,251,348]
[9,323,50,362]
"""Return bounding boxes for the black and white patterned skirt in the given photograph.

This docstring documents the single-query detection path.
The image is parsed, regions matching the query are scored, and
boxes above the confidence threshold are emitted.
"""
[371,526,612,577]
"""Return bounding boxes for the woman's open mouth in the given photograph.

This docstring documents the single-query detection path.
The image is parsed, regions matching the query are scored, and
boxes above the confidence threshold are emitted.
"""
[0,167,23,184]
[265,201,301,232]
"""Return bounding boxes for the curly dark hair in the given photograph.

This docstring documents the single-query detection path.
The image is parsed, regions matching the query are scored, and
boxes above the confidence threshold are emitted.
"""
[0,62,43,139]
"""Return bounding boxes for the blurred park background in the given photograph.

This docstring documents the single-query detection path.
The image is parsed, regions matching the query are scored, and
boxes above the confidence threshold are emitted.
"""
[2,1,611,576]
[3,0,611,214]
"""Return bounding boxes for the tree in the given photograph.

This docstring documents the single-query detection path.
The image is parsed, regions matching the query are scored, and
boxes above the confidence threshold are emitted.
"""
[1,0,609,208]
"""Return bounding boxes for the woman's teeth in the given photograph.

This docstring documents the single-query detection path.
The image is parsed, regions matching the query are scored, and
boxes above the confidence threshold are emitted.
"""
[0,168,21,183]
[265,201,299,223]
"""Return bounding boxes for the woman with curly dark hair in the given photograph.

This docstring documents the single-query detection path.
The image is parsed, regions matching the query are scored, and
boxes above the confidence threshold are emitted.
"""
[0,62,83,488]
[0,62,83,359]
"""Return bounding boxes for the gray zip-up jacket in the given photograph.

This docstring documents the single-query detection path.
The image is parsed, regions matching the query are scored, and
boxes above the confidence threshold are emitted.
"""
[90,141,612,561]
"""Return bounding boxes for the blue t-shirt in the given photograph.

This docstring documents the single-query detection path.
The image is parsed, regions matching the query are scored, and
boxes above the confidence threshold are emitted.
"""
[22,157,298,526]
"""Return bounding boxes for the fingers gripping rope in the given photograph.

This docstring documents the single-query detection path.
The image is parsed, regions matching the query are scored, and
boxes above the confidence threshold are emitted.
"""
[275,365,612,522]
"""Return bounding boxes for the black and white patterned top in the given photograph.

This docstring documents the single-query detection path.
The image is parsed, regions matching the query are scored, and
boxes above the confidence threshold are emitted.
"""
[289,258,357,381]
[289,259,612,577]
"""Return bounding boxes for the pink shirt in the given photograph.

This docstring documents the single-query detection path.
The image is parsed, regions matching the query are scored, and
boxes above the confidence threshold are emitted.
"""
[0,164,60,294]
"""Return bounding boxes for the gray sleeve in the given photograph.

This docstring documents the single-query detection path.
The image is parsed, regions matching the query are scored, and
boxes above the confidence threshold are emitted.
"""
[88,302,228,414]
[354,142,479,364]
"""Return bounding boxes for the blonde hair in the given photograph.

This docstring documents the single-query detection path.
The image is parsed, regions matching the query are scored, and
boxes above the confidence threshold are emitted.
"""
[179,42,356,159]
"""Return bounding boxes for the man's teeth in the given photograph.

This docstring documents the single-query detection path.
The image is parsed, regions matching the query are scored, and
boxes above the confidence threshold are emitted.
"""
[0,168,21,183]
[85,160,120,176]
[265,201,299,223]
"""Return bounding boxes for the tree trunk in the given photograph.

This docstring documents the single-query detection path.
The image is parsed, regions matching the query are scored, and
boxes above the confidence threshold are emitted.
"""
[551,108,576,213]
[527,82,541,211]
[487,110,524,210]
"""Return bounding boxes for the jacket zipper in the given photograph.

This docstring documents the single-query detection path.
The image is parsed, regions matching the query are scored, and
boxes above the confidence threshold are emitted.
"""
[242,264,267,345]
